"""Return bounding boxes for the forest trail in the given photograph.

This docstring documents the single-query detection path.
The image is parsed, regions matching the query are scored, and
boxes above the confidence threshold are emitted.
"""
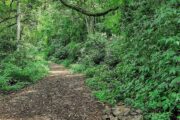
[0,63,104,120]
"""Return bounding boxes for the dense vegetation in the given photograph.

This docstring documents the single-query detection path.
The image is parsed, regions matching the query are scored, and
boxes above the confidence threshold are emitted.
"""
[0,0,49,91]
[0,0,179,120]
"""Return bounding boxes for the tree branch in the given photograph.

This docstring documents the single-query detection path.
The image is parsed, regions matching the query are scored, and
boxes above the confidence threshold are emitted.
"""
[0,15,17,24]
[10,0,15,10]
[0,18,28,32]
[59,0,119,17]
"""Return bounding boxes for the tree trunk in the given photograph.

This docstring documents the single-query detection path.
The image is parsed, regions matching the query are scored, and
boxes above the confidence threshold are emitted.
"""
[17,0,21,51]
[85,16,95,34]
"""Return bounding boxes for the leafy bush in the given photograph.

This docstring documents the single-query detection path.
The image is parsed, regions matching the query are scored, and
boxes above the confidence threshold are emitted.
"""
[149,112,171,120]
[23,61,49,82]
[0,56,49,91]
[66,41,81,61]
[70,64,86,73]
[79,33,107,65]
[104,37,122,67]
[61,59,73,67]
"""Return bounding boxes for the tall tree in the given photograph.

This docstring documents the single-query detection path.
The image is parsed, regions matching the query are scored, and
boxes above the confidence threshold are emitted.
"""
[16,0,21,51]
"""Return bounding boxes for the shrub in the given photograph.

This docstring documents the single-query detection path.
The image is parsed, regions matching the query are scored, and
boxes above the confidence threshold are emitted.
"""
[79,33,107,65]
[104,37,122,67]
[23,61,49,82]
[0,59,49,91]
[70,64,86,73]
[66,41,81,61]
[61,59,73,67]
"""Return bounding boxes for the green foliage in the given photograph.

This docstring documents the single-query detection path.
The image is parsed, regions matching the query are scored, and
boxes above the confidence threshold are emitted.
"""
[84,65,121,104]
[61,59,73,68]
[0,0,49,92]
[49,0,179,119]
[23,61,49,82]
[47,3,86,61]
[79,33,107,65]
[104,37,121,67]
[149,112,171,120]
[0,57,49,91]
[70,64,86,73]
[66,41,81,61]
[103,12,121,33]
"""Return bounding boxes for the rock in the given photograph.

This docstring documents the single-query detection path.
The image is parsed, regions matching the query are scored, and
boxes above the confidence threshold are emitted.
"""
[117,115,123,120]
[131,108,136,112]
[117,102,124,106]
[130,112,138,115]
[104,103,143,120]
[118,116,131,120]
[132,115,143,120]
[113,105,131,116]
[102,115,110,120]
[126,116,134,120]
[0,96,3,101]
[123,108,131,116]
[109,116,118,120]
[136,109,142,114]
[112,108,121,116]
[103,106,111,115]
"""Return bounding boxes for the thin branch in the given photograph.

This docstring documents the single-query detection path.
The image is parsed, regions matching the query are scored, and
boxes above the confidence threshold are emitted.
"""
[59,0,120,17]
[0,15,17,24]
[0,18,28,32]
[10,0,15,10]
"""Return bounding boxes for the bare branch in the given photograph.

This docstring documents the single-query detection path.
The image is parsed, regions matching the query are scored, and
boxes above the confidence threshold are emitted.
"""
[59,0,119,17]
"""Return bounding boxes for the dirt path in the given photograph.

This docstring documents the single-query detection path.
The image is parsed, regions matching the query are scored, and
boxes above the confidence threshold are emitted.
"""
[0,63,104,120]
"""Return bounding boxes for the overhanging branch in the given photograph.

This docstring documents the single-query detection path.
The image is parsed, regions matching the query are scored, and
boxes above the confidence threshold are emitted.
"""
[59,0,119,17]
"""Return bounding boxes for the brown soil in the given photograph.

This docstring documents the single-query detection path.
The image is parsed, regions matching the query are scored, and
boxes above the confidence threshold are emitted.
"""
[0,63,104,120]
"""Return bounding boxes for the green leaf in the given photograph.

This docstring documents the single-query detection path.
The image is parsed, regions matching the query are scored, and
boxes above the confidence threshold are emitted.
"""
[170,77,180,87]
